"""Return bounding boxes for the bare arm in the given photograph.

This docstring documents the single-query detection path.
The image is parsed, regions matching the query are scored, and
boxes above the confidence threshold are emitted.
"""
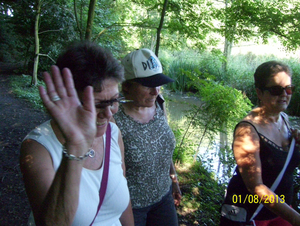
[118,129,134,225]
[159,94,182,206]
[20,140,85,225]
[234,123,300,225]
[170,162,182,207]
[20,66,96,225]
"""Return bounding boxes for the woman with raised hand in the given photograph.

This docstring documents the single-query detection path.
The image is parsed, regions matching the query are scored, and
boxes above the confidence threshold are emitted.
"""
[20,41,134,226]
[220,61,300,226]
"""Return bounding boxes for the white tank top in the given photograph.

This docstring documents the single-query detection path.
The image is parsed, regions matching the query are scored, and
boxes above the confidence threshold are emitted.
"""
[25,121,129,226]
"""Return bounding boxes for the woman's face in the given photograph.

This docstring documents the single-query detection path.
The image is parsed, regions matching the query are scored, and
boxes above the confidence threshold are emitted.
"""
[125,82,160,108]
[93,79,119,137]
[257,71,292,113]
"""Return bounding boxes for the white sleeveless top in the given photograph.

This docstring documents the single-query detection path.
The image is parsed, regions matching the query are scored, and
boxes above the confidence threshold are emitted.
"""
[24,121,130,226]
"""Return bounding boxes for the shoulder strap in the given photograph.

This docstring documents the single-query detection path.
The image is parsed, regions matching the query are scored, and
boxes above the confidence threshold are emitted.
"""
[156,94,164,110]
[280,112,292,132]
[250,137,295,221]
[89,123,111,226]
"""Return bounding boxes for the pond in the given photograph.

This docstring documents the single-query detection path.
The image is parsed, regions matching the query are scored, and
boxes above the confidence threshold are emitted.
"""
[162,89,300,183]
[163,90,230,182]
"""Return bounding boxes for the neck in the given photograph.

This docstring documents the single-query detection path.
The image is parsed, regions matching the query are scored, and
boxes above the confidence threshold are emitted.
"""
[122,103,156,124]
[256,106,281,123]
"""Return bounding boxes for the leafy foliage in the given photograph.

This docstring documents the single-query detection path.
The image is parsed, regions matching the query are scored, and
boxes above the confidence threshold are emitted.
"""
[177,161,226,225]
[9,75,45,110]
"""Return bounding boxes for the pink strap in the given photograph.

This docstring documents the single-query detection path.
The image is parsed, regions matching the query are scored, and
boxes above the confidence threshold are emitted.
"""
[89,123,111,225]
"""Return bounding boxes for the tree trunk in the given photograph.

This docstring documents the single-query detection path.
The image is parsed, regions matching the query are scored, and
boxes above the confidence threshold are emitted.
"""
[85,0,97,40]
[74,0,83,40]
[32,0,42,86]
[222,0,233,75]
[222,38,232,73]
[155,0,168,56]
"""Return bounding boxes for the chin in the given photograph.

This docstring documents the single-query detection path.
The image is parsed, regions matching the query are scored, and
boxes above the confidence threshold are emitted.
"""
[96,125,107,137]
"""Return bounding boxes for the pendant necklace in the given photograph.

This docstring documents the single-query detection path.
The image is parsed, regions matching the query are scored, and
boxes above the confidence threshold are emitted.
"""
[88,139,96,158]
[274,119,281,132]
[88,148,95,158]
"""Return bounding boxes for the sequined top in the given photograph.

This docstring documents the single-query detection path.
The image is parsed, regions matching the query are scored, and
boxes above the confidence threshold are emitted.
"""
[114,102,176,208]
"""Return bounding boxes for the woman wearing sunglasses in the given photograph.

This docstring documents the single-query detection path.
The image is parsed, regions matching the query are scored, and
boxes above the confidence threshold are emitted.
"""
[20,41,134,225]
[220,61,300,226]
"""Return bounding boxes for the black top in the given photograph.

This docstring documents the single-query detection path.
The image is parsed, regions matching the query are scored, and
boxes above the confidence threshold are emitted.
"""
[223,118,300,221]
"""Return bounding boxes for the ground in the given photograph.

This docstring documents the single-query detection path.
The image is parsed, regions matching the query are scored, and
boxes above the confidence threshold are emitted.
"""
[0,74,49,225]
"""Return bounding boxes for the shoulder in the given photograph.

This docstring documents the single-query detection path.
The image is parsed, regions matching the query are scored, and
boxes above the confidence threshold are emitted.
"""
[23,120,52,141]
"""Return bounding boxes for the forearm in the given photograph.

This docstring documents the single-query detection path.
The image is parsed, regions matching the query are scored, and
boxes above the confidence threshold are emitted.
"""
[252,184,300,225]
[169,162,176,176]
[119,201,134,226]
[36,158,83,226]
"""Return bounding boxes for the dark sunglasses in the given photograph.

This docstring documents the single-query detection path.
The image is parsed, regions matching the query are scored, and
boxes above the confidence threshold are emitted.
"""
[262,85,295,96]
[95,97,133,109]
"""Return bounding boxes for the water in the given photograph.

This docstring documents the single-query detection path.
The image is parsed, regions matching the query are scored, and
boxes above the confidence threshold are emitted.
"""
[162,90,231,182]
[163,89,300,183]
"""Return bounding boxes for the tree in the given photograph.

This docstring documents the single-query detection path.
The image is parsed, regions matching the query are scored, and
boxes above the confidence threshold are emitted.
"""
[85,0,97,40]
[220,0,300,51]
[32,0,42,86]
[155,0,168,56]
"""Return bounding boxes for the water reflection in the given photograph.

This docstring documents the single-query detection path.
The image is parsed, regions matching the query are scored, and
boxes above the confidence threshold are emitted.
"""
[163,90,233,183]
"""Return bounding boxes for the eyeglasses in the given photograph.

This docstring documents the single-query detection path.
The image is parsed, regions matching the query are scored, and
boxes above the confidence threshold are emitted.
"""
[262,85,295,96]
[95,97,133,111]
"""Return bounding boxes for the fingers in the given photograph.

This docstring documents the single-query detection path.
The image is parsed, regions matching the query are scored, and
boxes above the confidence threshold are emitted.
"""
[61,67,78,100]
[50,66,67,98]
[41,65,81,104]
[42,66,64,102]
[81,86,95,114]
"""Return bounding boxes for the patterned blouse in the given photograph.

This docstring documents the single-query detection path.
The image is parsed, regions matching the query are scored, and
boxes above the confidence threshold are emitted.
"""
[114,102,176,208]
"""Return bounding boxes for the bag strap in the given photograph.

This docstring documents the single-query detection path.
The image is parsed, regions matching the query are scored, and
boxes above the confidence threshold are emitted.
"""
[89,123,111,226]
[250,137,295,221]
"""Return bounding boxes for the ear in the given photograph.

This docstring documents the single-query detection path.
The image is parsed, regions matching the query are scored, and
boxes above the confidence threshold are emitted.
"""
[122,83,129,93]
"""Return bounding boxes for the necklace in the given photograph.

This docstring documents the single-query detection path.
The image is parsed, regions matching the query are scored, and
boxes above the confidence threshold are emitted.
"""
[89,148,95,158]
[274,119,281,132]
[88,136,104,158]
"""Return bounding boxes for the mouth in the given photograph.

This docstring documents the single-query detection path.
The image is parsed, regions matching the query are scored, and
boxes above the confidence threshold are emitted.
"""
[278,100,287,103]
[96,121,107,127]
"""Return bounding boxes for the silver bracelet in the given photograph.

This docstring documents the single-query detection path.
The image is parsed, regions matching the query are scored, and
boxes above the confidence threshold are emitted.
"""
[62,147,91,161]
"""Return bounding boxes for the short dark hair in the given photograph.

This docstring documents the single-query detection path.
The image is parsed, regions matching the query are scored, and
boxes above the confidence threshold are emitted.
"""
[56,41,124,92]
[254,61,292,90]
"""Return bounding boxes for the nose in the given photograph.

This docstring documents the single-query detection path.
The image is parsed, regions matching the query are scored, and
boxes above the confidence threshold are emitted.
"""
[281,89,288,96]
[150,87,160,95]
[97,106,113,118]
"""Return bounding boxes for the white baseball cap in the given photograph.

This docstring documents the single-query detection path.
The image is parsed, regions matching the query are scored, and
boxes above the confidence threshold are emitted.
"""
[121,48,174,87]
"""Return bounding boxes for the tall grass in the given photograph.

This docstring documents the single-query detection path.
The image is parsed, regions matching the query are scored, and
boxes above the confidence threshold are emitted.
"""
[163,50,300,116]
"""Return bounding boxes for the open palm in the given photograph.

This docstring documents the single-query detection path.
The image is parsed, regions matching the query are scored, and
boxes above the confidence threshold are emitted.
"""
[39,66,96,151]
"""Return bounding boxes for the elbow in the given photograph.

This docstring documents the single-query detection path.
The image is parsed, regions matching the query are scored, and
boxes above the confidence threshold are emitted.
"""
[247,183,265,196]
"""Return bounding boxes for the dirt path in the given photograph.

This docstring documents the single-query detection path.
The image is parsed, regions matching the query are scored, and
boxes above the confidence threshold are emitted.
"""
[0,75,49,225]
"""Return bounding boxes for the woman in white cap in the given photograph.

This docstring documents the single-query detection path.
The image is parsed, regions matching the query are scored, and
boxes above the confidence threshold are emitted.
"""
[113,49,181,226]
[20,41,134,226]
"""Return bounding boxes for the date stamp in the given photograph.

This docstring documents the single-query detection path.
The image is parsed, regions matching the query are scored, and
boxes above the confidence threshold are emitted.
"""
[232,194,285,204]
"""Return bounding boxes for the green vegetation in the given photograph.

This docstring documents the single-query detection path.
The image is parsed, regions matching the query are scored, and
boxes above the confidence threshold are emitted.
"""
[9,75,45,110]
[8,50,300,225]
[2,0,300,224]
[164,52,300,116]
